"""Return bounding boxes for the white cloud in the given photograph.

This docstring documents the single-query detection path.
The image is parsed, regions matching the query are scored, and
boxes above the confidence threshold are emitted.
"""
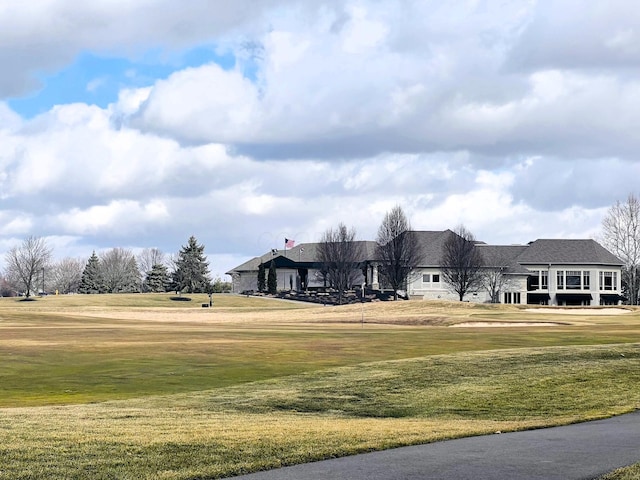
[0,0,638,279]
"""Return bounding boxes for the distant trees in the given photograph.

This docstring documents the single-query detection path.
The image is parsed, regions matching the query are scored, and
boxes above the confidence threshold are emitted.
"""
[257,262,266,292]
[100,248,140,293]
[172,236,211,293]
[318,223,364,304]
[50,257,85,294]
[137,248,166,283]
[79,252,104,294]
[211,276,232,293]
[601,194,640,305]
[267,261,277,294]
[144,263,171,293]
[4,236,52,298]
[376,205,420,300]
[441,226,484,301]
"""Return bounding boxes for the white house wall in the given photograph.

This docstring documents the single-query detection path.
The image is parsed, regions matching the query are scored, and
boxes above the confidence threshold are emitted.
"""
[523,264,622,306]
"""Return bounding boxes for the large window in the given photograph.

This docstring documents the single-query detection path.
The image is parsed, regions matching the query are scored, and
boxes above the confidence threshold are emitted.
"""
[541,270,548,289]
[504,292,521,304]
[556,270,592,290]
[529,270,540,290]
[422,274,430,283]
[566,271,581,290]
[599,271,618,291]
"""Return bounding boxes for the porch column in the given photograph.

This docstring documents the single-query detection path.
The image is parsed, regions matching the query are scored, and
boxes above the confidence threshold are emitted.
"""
[371,263,379,290]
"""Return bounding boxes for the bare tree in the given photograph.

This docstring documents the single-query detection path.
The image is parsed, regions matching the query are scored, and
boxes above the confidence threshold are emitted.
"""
[376,205,420,300]
[4,236,52,298]
[441,226,484,301]
[601,194,640,305]
[50,257,85,294]
[317,223,364,304]
[137,248,166,277]
[100,248,140,293]
[478,248,519,304]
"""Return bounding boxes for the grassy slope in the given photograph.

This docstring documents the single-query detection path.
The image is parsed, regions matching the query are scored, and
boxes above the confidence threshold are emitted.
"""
[0,294,639,479]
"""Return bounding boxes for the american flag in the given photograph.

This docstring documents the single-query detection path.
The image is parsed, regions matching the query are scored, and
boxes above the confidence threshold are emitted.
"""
[285,238,295,248]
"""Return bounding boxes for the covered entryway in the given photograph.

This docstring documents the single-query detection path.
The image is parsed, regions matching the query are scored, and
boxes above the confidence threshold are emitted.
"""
[556,293,593,306]
[600,294,625,306]
[527,293,550,305]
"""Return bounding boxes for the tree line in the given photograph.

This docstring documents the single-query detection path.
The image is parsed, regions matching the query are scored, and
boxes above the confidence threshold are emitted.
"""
[1,235,231,298]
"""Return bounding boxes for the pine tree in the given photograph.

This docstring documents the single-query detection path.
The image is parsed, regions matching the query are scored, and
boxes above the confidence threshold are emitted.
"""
[267,261,277,294]
[78,251,105,294]
[172,236,211,293]
[257,262,266,292]
[145,263,170,292]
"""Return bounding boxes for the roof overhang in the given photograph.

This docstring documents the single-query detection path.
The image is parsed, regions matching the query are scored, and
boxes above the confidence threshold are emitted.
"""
[527,293,550,301]
[556,293,593,301]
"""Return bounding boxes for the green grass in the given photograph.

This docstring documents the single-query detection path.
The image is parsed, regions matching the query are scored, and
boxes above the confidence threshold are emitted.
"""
[0,295,639,478]
[0,344,638,479]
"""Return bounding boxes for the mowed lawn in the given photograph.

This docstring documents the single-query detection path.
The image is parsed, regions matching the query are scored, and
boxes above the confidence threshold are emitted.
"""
[0,294,639,479]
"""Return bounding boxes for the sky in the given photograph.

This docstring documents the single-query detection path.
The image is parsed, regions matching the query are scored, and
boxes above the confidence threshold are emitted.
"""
[1,0,638,280]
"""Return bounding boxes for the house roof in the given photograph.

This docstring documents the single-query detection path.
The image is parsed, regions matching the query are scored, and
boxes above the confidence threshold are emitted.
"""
[411,230,454,266]
[226,240,377,274]
[475,244,531,274]
[227,234,623,275]
[515,239,623,266]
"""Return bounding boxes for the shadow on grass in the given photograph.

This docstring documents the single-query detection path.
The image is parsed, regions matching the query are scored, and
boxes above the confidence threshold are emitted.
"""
[170,296,192,302]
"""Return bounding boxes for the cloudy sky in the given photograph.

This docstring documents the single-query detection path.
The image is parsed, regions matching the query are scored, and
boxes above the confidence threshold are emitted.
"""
[1,0,638,279]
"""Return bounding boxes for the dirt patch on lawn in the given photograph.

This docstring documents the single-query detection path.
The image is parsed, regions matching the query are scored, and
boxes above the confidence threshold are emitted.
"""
[451,321,564,328]
[524,308,631,315]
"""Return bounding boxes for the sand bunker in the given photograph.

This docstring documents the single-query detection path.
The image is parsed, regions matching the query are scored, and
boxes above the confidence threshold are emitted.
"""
[524,308,630,315]
[451,322,562,327]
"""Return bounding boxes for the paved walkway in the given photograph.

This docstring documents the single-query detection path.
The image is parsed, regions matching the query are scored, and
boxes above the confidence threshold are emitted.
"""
[226,411,640,480]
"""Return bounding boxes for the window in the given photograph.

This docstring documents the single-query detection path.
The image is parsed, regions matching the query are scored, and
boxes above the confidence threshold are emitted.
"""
[422,274,430,283]
[528,270,540,290]
[541,270,548,289]
[432,274,440,283]
[504,292,521,304]
[566,271,581,290]
[600,271,617,291]
[583,271,590,290]
[557,270,564,290]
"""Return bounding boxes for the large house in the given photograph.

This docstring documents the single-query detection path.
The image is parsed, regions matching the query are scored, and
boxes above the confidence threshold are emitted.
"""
[226,231,624,306]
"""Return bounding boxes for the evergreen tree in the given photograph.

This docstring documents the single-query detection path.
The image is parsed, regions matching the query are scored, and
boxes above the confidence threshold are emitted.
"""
[267,261,277,294]
[78,251,105,294]
[257,262,266,292]
[172,236,211,293]
[145,263,171,292]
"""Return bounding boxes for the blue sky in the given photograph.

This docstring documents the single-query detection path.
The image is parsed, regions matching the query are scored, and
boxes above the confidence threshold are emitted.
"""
[8,48,236,118]
[0,0,639,279]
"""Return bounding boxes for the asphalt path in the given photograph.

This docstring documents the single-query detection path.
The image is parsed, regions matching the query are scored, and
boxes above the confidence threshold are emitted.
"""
[226,411,640,480]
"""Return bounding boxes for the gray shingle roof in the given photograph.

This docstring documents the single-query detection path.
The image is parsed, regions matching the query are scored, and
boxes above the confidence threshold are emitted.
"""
[227,234,623,275]
[475,244,531,274]
[226,240,377,274]
[515,239,623,265]
[411,230,454,266]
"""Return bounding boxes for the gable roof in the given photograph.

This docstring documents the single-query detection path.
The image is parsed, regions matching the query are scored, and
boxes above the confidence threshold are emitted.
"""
[411,230,455,266]
[475,244,531,274]
[227,234,623,275]
[226,240,377,274]
[515,239,623,266]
